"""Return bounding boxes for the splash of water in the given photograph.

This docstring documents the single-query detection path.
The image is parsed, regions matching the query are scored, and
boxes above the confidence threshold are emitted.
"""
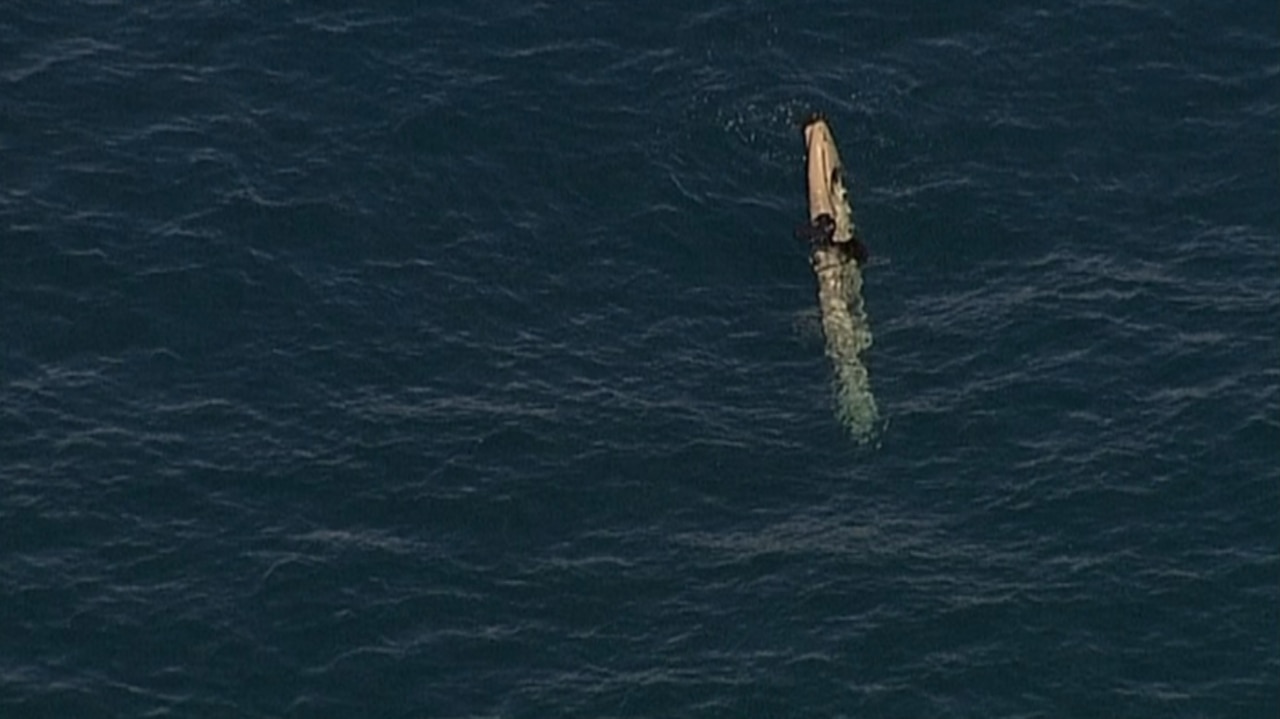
[811,243,879,441]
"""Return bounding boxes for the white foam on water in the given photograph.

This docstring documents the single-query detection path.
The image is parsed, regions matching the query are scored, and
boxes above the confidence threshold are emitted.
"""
[811,243,879,442]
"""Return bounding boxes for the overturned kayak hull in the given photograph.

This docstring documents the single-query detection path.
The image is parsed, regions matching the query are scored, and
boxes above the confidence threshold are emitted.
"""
[799,115,879,441]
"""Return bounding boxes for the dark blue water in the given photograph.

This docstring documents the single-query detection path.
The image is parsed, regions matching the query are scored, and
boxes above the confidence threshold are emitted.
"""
[2,2,1276,716]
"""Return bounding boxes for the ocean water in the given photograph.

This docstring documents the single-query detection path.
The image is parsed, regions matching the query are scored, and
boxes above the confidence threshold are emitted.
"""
[1,1,1277,717]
